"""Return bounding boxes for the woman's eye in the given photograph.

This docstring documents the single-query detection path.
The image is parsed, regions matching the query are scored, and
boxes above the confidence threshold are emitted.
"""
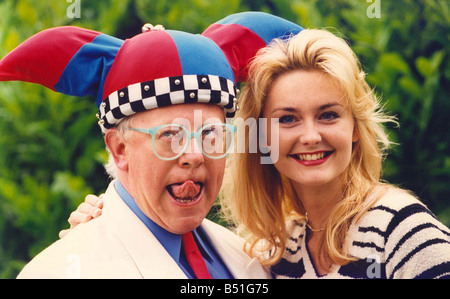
[279,115,296,123]
[320,112,339,120]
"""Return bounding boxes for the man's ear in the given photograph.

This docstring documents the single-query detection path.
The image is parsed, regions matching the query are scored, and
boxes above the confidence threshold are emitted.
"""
[104,129,128,172]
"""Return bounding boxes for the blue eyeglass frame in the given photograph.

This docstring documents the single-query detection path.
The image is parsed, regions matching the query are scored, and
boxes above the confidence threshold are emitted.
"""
[128,123,237,161]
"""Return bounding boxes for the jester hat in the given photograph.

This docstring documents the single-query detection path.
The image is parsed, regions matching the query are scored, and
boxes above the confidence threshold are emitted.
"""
[0,12,302,132]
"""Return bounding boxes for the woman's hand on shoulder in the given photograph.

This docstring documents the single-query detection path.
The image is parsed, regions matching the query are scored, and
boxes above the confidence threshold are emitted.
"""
[59,194,104,238]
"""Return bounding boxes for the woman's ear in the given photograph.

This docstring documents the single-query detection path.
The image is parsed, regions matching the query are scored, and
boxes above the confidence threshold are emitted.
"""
[352,123,360,143]
[104,129,128,172]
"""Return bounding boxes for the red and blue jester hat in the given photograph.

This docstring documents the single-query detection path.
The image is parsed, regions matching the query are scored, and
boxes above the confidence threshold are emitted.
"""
[0,12,302,132]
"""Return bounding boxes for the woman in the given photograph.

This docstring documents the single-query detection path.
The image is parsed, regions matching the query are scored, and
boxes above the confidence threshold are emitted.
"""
[63,29,450,279]
[221,28,450,279]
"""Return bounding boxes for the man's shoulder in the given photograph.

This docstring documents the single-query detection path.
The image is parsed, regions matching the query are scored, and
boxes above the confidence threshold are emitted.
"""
[201,218,242,241]
[201,219,270,278]
[17,217,136,278]
[201,219,250,258]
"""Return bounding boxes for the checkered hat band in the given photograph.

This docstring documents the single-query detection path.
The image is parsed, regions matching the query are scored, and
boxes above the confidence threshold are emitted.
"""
[98,74,236,131]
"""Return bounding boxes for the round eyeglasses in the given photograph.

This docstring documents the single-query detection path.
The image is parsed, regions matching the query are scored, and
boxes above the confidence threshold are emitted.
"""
[128,123,237,161]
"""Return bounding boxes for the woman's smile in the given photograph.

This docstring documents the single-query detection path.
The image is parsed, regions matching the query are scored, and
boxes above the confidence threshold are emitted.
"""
[290,150,335,166]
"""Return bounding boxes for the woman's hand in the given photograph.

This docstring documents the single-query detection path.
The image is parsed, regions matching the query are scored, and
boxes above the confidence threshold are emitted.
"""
[59,194,104,238]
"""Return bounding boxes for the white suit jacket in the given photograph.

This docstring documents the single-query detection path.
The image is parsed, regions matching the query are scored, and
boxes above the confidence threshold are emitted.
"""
[17,180,270,279]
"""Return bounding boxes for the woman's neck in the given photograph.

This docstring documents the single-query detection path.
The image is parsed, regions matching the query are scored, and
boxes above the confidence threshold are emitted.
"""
[293,178,344,230]
[293,179,345,276]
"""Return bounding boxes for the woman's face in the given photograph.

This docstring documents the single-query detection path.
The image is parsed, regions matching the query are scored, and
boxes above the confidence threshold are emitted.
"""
[262,70,358,191]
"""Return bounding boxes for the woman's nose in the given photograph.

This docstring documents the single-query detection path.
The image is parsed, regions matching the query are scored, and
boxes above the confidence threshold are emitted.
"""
[298,122,322,146]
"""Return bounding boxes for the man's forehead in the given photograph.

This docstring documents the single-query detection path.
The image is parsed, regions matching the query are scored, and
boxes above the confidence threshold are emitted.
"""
[133,103,225,125]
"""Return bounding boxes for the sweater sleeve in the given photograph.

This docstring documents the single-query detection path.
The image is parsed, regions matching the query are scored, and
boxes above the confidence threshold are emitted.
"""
[382,194,450,279]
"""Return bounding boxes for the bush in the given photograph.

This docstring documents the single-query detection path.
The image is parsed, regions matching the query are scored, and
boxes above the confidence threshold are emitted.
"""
[0,0,448,278]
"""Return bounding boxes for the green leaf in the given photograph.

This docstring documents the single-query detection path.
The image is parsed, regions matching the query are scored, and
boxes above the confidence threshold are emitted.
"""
[416,56,434,78]
[379,52,410,75]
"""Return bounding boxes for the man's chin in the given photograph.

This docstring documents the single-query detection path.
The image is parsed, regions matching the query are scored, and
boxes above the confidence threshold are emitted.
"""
[166,218,205,235]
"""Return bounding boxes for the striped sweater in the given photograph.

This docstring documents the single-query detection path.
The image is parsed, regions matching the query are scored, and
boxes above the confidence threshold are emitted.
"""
[270,187,450,279]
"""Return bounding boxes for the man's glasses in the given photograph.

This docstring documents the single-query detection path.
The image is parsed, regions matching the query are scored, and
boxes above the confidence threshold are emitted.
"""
[128,123,237,161]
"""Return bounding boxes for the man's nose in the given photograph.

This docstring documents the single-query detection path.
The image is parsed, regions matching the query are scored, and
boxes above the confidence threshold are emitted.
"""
[178,136,204,167]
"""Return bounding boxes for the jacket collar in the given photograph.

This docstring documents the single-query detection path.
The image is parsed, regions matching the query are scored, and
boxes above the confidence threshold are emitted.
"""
[101,180,187,278]
[101,180,268,279]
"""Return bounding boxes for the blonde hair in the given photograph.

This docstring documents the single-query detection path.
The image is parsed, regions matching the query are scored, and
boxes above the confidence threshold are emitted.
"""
[221,29,397,266]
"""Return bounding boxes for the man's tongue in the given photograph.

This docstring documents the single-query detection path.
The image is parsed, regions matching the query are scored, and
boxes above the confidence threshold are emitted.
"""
[168,180,201,200]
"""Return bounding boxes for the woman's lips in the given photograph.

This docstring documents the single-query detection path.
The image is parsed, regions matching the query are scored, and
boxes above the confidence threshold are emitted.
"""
[290,151,334,166]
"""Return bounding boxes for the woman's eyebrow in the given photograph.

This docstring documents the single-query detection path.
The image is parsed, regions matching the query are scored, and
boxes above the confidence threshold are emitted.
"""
[270,102,343,114]
[269,107,299,114]
[318,102,343,110]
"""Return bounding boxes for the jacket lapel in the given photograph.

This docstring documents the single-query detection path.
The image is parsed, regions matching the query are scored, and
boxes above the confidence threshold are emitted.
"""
[200,220,270,279]
[101,181,269,279]
[101,181,187,279]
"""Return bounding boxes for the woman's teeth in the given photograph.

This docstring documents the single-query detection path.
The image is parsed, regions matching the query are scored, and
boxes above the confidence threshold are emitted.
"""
[297,152,326,161]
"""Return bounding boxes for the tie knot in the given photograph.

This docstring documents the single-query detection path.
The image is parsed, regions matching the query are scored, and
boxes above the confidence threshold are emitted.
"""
[182,231,197,253]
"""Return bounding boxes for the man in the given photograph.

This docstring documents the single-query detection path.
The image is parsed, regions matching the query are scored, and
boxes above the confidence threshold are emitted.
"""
[0,12,302,278]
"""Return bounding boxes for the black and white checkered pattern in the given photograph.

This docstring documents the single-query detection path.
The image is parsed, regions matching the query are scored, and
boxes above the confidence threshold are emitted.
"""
[98,74,237,132]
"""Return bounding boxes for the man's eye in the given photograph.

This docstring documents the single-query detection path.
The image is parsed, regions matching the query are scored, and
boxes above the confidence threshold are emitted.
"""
[162,131,174,138]
[159,130,182,139]
[202,129,214,138]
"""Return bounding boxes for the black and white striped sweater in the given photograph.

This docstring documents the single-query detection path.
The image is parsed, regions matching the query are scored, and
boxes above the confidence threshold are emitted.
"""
[270,187,450,279]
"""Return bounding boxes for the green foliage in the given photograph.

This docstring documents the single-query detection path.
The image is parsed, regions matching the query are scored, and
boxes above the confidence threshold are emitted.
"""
[0,0,448,278]
[0,0,129,278]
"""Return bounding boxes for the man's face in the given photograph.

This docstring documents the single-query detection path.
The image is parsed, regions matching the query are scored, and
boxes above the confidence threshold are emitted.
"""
[112,103,226,234]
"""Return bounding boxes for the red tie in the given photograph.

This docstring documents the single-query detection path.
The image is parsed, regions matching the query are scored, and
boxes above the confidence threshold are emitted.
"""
[182,231,212,279]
